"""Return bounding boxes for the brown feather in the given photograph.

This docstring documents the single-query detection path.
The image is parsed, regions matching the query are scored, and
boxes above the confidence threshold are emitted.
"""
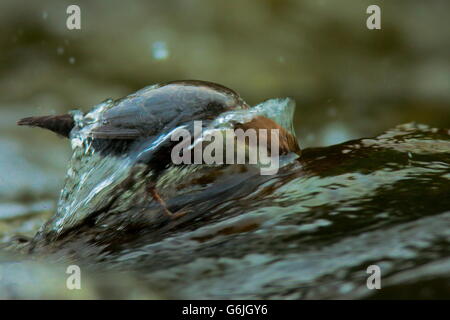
[234,116,301,156]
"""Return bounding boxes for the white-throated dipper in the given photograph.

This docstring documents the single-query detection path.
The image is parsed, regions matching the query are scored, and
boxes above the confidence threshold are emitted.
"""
[18,80,301,218]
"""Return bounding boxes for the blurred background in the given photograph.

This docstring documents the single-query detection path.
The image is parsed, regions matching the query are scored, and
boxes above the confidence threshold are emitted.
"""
[0,0,449,235]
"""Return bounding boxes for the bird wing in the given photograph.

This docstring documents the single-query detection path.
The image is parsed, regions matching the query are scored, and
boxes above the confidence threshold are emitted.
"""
[88,126,143,139]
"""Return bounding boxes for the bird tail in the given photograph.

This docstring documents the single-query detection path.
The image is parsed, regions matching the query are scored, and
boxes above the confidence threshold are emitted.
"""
[17,114,75,138]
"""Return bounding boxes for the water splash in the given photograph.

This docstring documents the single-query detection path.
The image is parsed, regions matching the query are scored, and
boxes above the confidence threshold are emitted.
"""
[42,97,300,235]
[208,97,296,135]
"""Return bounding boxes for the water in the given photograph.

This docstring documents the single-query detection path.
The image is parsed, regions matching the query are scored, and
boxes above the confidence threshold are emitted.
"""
[1,101,449,299]
[1,0,449,299]
[41,96,300,237]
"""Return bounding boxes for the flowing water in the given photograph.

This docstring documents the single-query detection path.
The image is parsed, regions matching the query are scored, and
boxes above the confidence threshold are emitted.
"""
[41,97,297,236]
[1,98,449,299]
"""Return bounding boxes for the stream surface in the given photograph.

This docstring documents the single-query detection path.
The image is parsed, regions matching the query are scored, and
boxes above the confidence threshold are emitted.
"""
[0,98,449,299]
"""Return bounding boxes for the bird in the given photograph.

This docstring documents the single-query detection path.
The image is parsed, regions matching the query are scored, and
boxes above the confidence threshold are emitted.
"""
[18,80,301,219]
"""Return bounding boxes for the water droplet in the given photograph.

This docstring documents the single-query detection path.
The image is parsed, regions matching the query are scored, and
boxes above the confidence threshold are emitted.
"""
[151,41,169,60]
[42,11,48,20]
[57,47,64,55]
[69,57,76,64]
